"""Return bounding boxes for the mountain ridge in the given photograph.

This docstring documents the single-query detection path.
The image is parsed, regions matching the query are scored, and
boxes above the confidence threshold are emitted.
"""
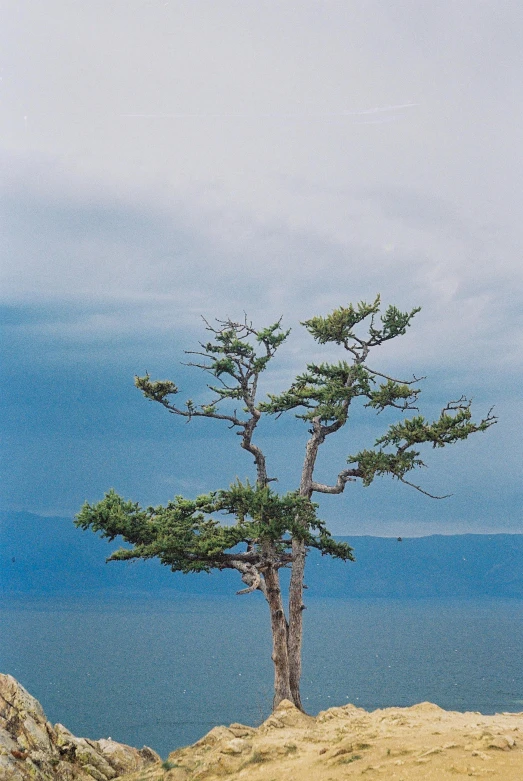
[1,511,522,598]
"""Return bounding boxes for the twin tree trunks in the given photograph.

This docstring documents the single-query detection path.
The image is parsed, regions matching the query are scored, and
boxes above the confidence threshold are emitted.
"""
[75,297,495,711]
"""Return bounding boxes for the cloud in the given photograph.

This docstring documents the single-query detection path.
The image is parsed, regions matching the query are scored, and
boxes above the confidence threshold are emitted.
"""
[1,0,521,525]
[1,155,521,386]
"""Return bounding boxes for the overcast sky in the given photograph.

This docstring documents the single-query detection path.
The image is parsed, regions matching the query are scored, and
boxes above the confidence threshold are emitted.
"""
[1,0,522,535]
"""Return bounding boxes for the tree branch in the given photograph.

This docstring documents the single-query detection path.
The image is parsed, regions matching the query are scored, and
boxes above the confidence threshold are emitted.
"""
[164,401,245,428]
[310,468,362,495]
[234,562,266,596]
[362,366,426,385]
[398,476,452,499]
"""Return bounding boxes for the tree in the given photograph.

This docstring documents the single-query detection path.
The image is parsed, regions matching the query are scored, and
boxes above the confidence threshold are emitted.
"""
[75,297,496,711]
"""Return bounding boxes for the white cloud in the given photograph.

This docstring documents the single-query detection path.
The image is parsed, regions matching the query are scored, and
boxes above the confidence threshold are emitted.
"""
[1,153,521,384]
[1,1,522,525]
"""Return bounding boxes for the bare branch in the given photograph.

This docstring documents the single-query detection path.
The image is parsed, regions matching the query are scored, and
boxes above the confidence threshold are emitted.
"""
[362,365,426,385]
[398,476,452,499]
[228,560,270,597]
[310,468,362,495]
[342,337,369,362]
[158,398,245,427]
[342,341,360,358]
[236,564,264,595]
[374,401,420,414]
[212,551,262,565]
[441,395,470,414]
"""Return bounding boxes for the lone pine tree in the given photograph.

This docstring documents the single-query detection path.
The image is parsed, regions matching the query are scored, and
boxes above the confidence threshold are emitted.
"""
[76,297,496,710]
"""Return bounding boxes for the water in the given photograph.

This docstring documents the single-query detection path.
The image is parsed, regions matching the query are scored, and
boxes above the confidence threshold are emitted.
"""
[2,593,523,758]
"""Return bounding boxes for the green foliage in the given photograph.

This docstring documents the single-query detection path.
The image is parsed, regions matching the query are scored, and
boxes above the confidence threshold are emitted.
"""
[302,296,382,344]
[75,481,354,575]
[261,362,372,424]
[260,300,495,491]
[376,399,492,450]
[134,318,291,420]
[365,379,420,412]
[302,295,420,348]
[77,297,495,593]
[348,450,423,488]
[76,489,236,573]
[134,376,178,403]
[261,299,423,424]
[260,358,420,424]
[348,398,495,488]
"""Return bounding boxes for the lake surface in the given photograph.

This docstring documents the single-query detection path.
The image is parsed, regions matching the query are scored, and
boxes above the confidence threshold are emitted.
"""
[2,593,523,758]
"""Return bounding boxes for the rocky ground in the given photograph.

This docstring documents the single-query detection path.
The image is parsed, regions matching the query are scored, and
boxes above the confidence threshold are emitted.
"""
[2,674,522,780]
[123,698,523,781]
[0,674,160,780]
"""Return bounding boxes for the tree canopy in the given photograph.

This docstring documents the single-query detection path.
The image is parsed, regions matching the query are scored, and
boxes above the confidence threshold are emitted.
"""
[76,297,496,709]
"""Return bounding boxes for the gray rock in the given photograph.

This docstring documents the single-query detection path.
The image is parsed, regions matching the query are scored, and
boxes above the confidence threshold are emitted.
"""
[0,673,160,780]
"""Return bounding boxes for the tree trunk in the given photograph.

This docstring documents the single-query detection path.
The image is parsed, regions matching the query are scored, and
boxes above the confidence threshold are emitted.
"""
[284,417,324,711]
[263,565,293,708]
[287,538,306,710]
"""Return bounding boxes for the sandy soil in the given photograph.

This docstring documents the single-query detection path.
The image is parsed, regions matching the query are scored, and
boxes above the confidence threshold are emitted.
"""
[121,699,523,780]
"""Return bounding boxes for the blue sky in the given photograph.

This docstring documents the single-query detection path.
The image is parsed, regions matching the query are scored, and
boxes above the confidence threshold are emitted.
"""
[1,1,522,535]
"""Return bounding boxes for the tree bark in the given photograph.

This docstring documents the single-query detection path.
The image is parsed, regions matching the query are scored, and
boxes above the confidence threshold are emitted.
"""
[285,420,323,710]
[287,538,306,709]
[263,565,293,708]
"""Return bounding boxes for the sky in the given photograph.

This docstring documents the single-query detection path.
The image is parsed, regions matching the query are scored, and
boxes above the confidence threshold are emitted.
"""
[1,0,522,536]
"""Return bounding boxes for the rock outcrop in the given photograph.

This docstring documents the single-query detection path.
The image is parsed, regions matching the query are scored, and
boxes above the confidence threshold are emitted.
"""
[3,673,523,780]
[121,698,523,781]
[0,674,160,781]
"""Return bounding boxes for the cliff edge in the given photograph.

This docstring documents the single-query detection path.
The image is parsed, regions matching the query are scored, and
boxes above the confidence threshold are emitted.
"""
[126,698,523,781]
[0,673,160,781]
[3,673,523,780]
